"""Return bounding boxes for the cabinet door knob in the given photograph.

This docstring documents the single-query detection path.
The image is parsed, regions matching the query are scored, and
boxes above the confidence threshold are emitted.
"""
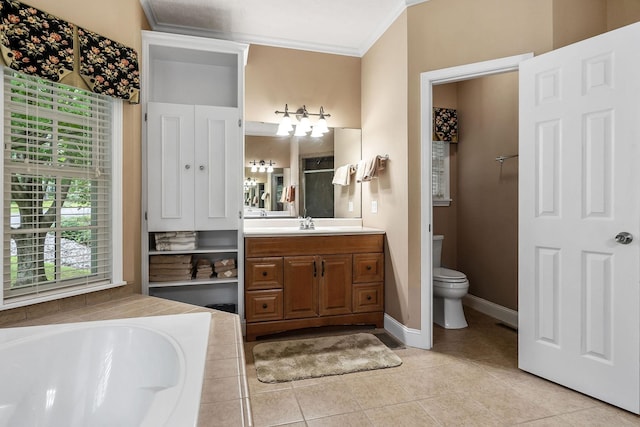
[185,164,191,170]
[199,165,205,171]
[262,303,268,309]
[366,295,372,301]
[262,271,268,277]
[366,265,372,271]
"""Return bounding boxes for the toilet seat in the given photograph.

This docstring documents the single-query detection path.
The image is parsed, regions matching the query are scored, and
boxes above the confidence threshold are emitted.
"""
[433,267,468,287]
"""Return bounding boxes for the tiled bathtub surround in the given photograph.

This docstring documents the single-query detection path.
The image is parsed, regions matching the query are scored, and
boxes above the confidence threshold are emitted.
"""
[0,294,252,427]
[244,309,640,426]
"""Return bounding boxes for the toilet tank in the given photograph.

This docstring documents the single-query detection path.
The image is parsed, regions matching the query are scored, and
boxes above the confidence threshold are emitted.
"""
[433,235,444,268]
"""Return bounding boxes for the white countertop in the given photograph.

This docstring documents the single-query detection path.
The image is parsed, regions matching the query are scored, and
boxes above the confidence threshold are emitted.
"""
[243,225,385,237]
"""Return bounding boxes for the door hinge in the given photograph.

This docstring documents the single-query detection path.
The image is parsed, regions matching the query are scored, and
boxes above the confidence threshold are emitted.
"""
[238,210,242,219]
[144,211,148,221]
[238,119,242,127]
[144,113,147,122]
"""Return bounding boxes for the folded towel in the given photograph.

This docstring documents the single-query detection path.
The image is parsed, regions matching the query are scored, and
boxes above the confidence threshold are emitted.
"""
[362,156,378,181]
[332,164,352,186]
[354,160,367,183]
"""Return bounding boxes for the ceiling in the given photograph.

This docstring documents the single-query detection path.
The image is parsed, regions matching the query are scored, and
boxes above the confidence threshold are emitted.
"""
[139,0,427,57]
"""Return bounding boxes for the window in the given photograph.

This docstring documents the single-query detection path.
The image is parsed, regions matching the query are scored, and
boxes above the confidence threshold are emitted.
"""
[1,68,123,307]
[432,140,451,206]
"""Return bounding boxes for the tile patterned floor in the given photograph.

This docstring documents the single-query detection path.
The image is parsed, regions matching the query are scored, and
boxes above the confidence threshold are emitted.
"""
[244,308,640,426]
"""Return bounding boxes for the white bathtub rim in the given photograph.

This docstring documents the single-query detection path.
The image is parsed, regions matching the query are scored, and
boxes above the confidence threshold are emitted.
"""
[0,312,211,427]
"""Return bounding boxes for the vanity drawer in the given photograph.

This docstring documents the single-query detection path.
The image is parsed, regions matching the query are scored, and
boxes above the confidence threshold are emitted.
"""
[352,283,384,313]
[245,257,283,290]
[246,290,283,322]
[353,253,384,283]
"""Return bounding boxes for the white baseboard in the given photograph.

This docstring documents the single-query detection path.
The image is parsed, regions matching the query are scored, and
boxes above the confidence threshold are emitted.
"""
[463,294,518,329]
[384,314,429,349]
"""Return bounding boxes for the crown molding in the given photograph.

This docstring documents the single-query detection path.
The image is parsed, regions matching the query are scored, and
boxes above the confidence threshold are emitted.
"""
[141,0,433,58]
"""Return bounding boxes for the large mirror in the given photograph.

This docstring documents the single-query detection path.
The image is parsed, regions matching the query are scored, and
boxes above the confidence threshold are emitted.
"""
[244,122,362,219]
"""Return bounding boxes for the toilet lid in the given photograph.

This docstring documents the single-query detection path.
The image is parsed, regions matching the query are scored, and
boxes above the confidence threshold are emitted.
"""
[433,267,467,282]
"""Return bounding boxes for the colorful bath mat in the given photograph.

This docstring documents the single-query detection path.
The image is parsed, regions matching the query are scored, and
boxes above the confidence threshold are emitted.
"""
[252,333,402,383]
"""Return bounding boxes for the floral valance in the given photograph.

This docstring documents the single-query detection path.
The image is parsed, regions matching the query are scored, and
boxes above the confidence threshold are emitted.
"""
[433,107,458,143]
[0,0,139,103]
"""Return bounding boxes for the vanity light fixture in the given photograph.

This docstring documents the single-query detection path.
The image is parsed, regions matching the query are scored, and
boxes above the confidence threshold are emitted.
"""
[275,104,331,137]
[249,160,276,173]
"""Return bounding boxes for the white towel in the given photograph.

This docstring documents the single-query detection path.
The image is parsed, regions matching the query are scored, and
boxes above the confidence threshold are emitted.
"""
[362,156,378,181]
[332,164,351,186]
[355,160,367,183]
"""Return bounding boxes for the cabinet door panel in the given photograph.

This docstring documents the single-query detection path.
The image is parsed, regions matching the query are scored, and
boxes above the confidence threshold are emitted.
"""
[147,102,194,231]
[319,254,352,316]
[284,256,318,319]
[194,106,240,230]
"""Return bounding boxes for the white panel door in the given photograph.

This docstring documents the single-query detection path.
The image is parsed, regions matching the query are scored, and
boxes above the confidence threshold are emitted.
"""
[519,23,640,413]
[147,102,195,231]
[194,106,240,230]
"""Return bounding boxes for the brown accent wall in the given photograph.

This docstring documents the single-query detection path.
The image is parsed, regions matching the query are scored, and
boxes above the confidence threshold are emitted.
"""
[245,45,361,128]
[432,83,458,270]
[0,0,149,321]
[456,73,519,310]
[607,0,640,30]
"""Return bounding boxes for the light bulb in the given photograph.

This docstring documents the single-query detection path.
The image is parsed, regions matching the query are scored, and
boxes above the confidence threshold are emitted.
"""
[316,117,329,133]
[299,115,311,132]
[294,124,307,136]
[250,163,257,173]
[267,165,274,173]
[310,126,323,138]
[259,165,266,173]
[281,114,293,131]
[276,122,291,136]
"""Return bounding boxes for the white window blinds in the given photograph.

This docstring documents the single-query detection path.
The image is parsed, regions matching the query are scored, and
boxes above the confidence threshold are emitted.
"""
[432,140,449,202]
[3,69,114,301]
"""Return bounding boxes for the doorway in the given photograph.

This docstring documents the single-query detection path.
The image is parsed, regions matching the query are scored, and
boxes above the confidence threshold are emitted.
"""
[418,53,533,349]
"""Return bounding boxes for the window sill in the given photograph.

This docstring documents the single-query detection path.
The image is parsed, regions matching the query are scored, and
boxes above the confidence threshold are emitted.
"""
[433,199,452,207]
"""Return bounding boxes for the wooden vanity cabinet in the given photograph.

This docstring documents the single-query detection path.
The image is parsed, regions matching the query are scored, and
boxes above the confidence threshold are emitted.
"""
[245,234,384,340]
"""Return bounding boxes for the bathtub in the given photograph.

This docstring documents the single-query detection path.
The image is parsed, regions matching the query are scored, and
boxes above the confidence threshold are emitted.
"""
[0,312,211,427]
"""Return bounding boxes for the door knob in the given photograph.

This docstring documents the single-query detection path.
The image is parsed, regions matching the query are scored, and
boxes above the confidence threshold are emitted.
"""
[615,232,633,244]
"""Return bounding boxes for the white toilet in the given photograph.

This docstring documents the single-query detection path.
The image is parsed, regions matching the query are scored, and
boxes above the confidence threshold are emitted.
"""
[433,235,469,329]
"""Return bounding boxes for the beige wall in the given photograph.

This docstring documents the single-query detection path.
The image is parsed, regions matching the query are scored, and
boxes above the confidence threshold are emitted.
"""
[363,0,640,328]
[361,11,409,323]
[553,0,606,49]
[245,45,361,128]
[401,0,554,328]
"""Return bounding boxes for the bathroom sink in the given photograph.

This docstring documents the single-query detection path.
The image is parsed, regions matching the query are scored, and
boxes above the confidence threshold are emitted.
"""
[243,226,383,236]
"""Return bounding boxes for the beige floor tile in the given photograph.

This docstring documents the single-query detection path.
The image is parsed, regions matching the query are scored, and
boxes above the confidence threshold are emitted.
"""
[244,308,639,426]
[417,392,504,426]
[306,411,372,427]
[345,373,414,410]
[198,399,244,427]
[557,406,640,426]
[200,376,242,404]
[364,402,439,427]
[461,387,555,424]
[294,381,362,420]
[204,357,241,379]
[250,389,304,427]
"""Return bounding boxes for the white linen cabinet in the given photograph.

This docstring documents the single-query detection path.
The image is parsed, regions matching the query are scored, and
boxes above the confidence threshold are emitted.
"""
[141,30,248,316]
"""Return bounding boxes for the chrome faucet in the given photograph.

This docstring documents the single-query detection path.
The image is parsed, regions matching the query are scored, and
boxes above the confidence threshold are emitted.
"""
[299,216,315,230]
[260,210,267,217]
